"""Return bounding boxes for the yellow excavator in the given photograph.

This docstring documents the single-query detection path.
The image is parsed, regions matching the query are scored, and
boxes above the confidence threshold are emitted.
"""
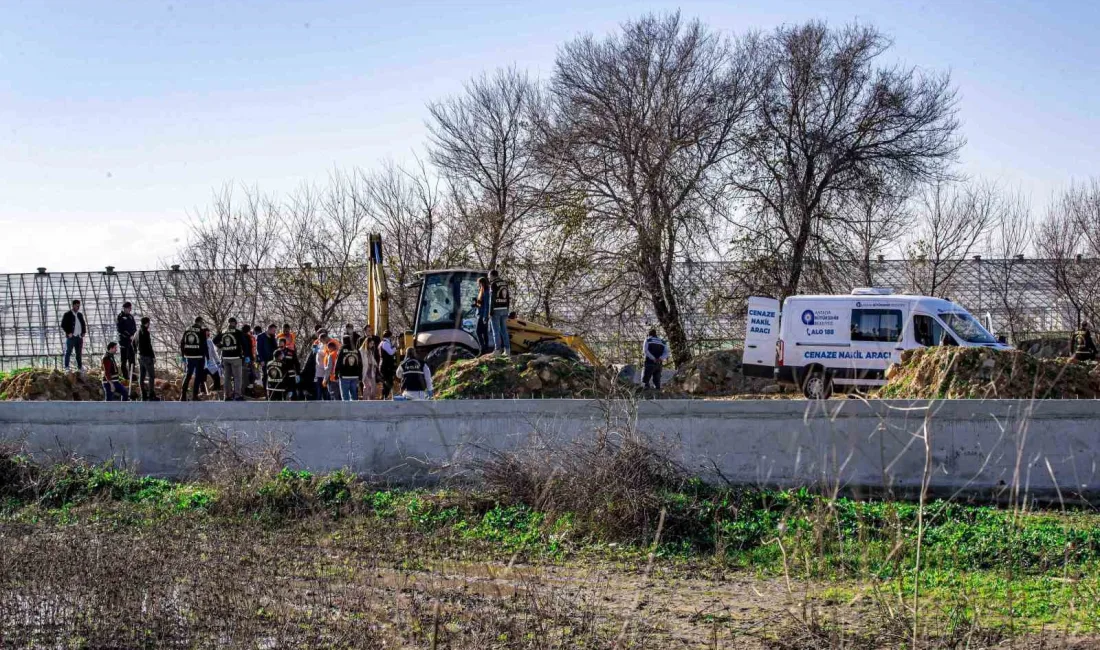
[364,233,599,371]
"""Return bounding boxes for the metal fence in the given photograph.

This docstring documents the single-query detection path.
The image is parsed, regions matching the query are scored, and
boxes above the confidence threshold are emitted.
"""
[0,258,1089,370]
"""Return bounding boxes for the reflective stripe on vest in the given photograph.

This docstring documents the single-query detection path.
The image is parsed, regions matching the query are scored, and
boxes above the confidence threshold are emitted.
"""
[400,359,426,391]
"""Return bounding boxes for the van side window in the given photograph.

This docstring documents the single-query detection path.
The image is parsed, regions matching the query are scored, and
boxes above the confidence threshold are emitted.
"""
[913,315,957,347]
[851,309,903,342]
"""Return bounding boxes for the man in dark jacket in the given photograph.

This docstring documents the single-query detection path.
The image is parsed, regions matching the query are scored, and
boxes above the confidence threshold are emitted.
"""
[137,316,159,401]
[257,323,279,387]
[60,299,88,372]
[179,317,208,401]
[216,317,247,401]
[641,328,670,390]
[116,302,137,382]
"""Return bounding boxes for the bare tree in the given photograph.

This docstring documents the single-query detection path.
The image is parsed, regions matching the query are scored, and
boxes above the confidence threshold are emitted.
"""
[825,183,912,286]
[736,22,962,298]
[905,181,997,296]
[273,172,372,337]
[538,12,756,366]
[1036,185,1100,330]
[361,159,466,329]
[984,189,1034,342]
[428,67,548,270]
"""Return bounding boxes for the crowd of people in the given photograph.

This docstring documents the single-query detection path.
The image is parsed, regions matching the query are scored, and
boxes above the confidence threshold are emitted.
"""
[60,298,432,402]
[57,267,674,402]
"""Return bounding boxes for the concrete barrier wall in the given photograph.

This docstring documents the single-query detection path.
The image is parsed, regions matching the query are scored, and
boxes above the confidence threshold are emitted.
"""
[1,399,1097,498]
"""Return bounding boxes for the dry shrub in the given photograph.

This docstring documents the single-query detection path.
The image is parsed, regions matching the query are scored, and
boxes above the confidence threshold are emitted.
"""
[472,420,686,543]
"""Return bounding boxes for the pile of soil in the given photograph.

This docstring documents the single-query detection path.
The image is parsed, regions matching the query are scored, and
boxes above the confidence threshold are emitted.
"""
[877,347,1100,400]
[667,349,780,396]
[0,369,106,401]
[435,354,625,399]
[0,368,248,402]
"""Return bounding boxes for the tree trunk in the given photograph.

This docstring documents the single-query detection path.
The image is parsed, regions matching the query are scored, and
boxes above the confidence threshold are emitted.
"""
[639,257,692,367]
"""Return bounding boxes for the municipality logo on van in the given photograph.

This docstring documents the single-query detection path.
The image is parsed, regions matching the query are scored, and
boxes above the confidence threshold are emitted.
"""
[801,310,815,325]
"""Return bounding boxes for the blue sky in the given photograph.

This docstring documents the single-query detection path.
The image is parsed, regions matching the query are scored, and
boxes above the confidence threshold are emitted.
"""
[1,0,1097,272]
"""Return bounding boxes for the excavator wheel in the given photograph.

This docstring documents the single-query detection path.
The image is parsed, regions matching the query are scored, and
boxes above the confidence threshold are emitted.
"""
[423,345,477,373]
[529,341,580,362]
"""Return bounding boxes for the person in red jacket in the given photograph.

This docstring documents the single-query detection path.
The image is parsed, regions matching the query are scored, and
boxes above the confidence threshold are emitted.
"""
[101,341,130,401]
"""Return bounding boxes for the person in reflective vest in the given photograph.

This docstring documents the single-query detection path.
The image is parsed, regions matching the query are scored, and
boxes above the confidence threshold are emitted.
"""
[1073,321,1097,362]
[379,330,397,399]
[101,341,130,401]
[280,343,300,399]
[266,351,287,401]
[179,317,208,401]
[396,348,433,400]
[487,269,511,355]
[324,339,342,401]
[338,337,362,401]
[641,328,670,390]
[216,318,245,401]
[280,323,297,353]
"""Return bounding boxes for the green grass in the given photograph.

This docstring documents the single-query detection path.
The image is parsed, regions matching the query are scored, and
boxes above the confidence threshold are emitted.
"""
[4,459,1100,634]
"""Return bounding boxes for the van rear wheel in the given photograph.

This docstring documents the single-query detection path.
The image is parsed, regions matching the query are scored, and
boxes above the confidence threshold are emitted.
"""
[802,368,832,400]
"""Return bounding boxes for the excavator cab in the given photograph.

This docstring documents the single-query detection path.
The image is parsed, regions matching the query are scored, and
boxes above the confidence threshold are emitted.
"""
[365,232,599,372]
[409,269,486,369]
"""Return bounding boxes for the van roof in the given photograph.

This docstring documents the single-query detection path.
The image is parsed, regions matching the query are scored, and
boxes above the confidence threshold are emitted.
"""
[783,293,965,312]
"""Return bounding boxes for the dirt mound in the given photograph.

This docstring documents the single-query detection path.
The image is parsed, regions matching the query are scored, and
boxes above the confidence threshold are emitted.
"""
[0,367,242,402]
[877,347,1100,400]
[435,354,624,399]
[667,348,779,396]
[0,368,107,401]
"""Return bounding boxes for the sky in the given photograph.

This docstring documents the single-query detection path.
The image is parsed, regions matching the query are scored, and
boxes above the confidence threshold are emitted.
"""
[1,0,1098,272]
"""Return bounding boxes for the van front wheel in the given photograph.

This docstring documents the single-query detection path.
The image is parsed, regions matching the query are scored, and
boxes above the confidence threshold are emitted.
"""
[802,369,832,400]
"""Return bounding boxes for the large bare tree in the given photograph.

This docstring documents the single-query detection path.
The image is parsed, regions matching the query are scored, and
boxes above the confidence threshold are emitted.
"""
[984,189,1034,342]
[905,181,998,297]
[537,12,757,366]
[1037,182,1100,330]
[428,67,549,270]
[737,22,962,298]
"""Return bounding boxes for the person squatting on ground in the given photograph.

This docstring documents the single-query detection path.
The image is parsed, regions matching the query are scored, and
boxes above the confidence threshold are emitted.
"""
[279,339,300,399]
[204,330,222,396]
[266,350,287,401]
[338,336,362,401]
[61,299,88,372]
[396,348,432,400]
[379,330,397,399]
[488,269,511,355]
[116,301,137,382]
[216,318,246,401]
[179,317,208,401]
[101,342,129,401]
[642,328,670,390]
[360,335,379,400]
[137,316,159,400]
[1073,321,1097,362]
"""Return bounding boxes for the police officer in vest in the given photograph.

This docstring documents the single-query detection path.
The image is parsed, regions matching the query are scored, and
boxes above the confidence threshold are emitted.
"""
[216,318,246,401]
[1073,321,1097,362]
[179,317,209,401]
[279,342,300,400]
[488,269,511,355]
[641,328,670,390]
[337,336,362,401]
[396,348,433,400]
[266,351,287,401]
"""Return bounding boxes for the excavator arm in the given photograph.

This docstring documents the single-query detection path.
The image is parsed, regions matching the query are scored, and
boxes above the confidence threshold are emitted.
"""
[366,233,389,338]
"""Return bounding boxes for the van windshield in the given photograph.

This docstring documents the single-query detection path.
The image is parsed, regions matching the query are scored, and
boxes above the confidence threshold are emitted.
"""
[941,312,997,344]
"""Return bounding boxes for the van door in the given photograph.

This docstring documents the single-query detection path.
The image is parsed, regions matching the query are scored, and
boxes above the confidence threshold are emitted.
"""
[842,306,907,386]
[743,296,780,378]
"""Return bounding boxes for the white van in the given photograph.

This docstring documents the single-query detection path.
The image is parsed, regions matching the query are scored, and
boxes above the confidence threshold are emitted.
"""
[743,288,1011,398]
